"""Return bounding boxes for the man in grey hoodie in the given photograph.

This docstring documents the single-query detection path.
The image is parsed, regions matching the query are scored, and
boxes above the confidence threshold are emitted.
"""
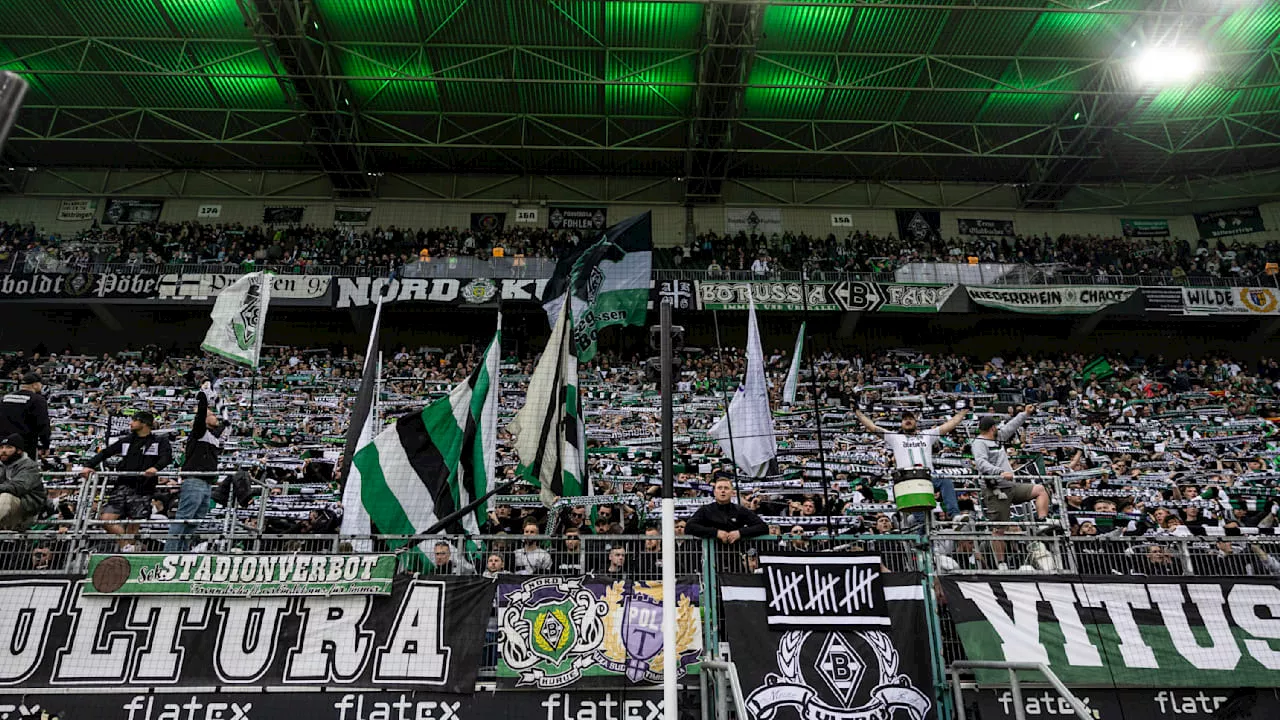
[0,434,45,529]
[971,405,1050,525]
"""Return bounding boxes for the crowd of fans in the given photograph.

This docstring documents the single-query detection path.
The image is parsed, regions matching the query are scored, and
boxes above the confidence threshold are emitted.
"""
[2,334,1280,577]
[3,218,1279,282]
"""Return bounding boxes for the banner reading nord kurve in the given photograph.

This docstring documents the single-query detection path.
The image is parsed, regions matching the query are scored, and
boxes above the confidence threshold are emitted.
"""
[0,575,493,692]
[943,576,1280,687]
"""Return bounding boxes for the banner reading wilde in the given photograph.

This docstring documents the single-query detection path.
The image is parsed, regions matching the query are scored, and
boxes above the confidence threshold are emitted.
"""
[943,575,1280,688]
[0,575,493,692]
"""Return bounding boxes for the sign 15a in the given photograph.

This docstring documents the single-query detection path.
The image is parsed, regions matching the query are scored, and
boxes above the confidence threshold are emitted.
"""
[831,213,853,228]
[515,208,538,224]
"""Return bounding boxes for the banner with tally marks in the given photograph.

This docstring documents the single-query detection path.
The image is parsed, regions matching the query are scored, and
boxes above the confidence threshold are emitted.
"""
[723,567,935,720]
[0,575,493,693]
[497,575,702,689]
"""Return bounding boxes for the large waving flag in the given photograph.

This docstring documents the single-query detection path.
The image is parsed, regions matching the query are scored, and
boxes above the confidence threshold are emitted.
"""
[782,321,805,406]
[200,271,271,367]
[542,211,652,362]
[509,297,586,505]
[709,296,777,478]
[354,319,501,552]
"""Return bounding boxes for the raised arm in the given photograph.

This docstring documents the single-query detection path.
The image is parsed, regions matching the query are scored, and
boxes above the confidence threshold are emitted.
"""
[997,406,1033,442]
[935,406,970,436]
[854,409,888,436]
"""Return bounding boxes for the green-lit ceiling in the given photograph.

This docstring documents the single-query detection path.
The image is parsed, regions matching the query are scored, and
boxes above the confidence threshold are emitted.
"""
[1,0,1278,185]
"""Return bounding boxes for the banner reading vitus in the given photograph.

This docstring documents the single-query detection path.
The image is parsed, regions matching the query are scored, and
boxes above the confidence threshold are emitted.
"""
[943,576,1280,688]
[723,572,935,720]
[497,575,702,689]
[0,575,493,692]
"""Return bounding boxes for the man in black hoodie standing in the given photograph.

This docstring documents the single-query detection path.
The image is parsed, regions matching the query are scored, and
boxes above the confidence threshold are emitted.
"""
[0,373,50,460]
[165,391,226,551]
[686,474,768,547]
[82,410,172,545]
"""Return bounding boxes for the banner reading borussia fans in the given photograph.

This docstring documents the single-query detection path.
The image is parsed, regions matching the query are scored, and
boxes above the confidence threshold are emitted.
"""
[0,575,493,692]
[967,286,1136,314]
[497,575,702,688]
[696,281,953,312]
[542,211,652,362]
[943,576,1280,687]
[84,553,396,596]
[724,571,934,720]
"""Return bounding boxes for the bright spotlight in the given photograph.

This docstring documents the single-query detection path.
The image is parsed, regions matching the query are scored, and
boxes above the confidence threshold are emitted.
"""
[1134,46,1202,84]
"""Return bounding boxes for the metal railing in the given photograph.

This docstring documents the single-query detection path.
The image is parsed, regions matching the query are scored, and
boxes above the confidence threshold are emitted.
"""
[950,662,1093,720]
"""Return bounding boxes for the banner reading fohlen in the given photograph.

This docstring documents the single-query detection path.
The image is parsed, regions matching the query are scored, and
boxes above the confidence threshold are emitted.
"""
[200,271,271,367]
[967,286,1135,314]
[85,553,396,596]
[497,575,702,689]
[943,575,1280,688]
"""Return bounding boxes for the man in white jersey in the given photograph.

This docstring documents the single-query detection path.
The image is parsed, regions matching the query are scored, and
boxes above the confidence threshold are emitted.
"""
[855,405,969,519]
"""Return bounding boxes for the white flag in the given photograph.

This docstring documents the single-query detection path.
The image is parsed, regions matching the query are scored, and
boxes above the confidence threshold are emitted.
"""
[200,272,271,368]
[709,296,776,477]
[783,321,805,406]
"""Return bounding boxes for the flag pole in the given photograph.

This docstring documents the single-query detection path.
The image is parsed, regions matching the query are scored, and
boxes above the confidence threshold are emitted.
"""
[659,298,678,720]
[422,478,518,535]
[800,270,834,530]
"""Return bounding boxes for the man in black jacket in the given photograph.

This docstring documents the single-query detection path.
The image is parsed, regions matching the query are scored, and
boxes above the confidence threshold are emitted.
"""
[165,391,226,551]
[0,373,50,459]
[686,475,769,546]
[81,410,172,543]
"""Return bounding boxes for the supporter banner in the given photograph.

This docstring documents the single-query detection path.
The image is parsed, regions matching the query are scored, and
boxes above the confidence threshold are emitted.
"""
[831,212,853,228]
[695,281,954,313]
[969,687,1280,720]
[515,208,539,224]
[760,553,888,628]
[958,218,1015,237]
[0,575,492,692]
[650,277,695,311]
[724,572,934,720]
[0,272,160,300]
[0,689,673,720]
[263,206,304,224]
[880,283,956,312]
[334,276,549,308]
[943,576,1280,687]
[548,207,607,232]
[1142,286,1185,314]
[726,208,782,235]
[1121,218,1170,238]
[196,204,221,220]
[1194,206,1265,239]
[56,199,96,222]
[496,575,702,688]
[966,285,1136,314]
[102,199,163,225]
[1181,286,1280,315]
[334,206,372,225]
[471,212,506,232]
[158,273,331,300]
[896,209,942,244]
[84,553,396,596]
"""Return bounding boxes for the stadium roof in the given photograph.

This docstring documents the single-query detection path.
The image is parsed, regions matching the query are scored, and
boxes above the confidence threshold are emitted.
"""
[2,0,1279,203]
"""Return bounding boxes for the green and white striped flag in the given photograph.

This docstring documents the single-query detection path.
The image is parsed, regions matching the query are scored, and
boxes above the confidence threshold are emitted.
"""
[353,319,501,558]
[782,321,805,406]
[509,296,587,505]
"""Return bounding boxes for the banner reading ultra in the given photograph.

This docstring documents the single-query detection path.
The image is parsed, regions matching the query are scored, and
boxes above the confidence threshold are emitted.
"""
[85,553,397,596]
[943,575,1280,688]
[0,574,493,692]
[967,286,1136,314]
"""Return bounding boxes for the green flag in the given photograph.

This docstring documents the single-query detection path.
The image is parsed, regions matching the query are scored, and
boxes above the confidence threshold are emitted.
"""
[542,212,653,362]
[1079,356,1114,382]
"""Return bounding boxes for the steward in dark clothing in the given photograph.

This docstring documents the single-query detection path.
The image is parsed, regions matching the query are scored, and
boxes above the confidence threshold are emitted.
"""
[686,476,769,543]
[0,373,50,459]
[82,411,173,521]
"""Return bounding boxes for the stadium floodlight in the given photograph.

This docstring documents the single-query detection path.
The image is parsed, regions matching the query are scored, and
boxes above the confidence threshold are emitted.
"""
[1134,46,1203,84]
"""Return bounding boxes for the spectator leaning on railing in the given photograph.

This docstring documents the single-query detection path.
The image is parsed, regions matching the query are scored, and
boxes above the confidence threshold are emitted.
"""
[0,434,45,529]
[685,473,768,547]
